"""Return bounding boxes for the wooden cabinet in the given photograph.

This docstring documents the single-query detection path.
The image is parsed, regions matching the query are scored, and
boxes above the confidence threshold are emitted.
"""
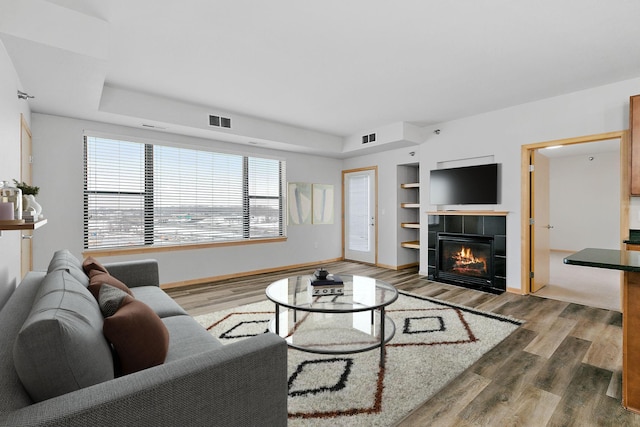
[630,95,640,194]
[624,269,640,413]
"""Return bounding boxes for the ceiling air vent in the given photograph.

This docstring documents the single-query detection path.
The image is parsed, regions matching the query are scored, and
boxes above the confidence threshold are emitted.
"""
[362,133,376,144]
[209,115,232,128]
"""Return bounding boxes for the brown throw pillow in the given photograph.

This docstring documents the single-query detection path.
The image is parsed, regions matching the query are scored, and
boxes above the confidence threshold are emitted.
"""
[82,256,109,275]
[102,295,169,375]
[88,271,133,300]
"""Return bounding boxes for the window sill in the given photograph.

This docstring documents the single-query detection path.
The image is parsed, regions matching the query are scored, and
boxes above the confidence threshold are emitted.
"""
[83,236,287,258]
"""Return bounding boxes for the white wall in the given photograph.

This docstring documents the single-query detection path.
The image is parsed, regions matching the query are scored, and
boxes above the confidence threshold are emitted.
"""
[418,76,640,292]
[31,114,343,285]
[0,41,31,309]
[549,151,620,251]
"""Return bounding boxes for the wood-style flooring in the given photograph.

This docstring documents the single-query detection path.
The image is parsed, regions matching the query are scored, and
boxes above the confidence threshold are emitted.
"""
[165,261,640,426]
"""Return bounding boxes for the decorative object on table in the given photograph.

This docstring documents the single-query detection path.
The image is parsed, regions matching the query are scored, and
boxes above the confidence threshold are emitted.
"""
[310,268,344,295]
[196,291,523,426]
[13,179,42,220]
[1,181,22,220]
[314,268,328,280]
[309,282,344,295]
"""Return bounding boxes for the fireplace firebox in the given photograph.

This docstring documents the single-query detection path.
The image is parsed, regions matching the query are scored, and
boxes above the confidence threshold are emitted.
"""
[435,233,496,292]
[427,213,506,293]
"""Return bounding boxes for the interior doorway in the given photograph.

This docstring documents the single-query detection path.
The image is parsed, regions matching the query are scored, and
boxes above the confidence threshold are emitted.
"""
[521,131,629,309]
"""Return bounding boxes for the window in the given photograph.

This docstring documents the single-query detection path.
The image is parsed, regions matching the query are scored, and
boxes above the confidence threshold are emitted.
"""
[84,136,286,250]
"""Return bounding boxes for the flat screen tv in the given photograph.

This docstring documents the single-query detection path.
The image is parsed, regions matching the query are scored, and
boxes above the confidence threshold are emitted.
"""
[430,163,499,205]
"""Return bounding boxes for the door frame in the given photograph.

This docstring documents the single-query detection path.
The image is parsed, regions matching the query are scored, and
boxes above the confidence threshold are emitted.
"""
[20,114,33,278]
[342,166,378,265]
[520,130,629,295]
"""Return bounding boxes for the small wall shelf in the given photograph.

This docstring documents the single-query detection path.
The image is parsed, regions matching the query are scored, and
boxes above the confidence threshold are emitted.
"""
[400,183,420,189]
[401,203,420,208]
[401,222,420,229]
[401,241,420,249]
[0,219,47,230]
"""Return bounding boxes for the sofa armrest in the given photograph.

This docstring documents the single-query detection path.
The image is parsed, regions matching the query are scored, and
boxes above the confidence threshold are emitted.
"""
[2,333,288,427]
[104,259,160,288]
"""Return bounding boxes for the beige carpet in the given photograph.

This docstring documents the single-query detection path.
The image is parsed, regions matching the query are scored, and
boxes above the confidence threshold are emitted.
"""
[195,291,522,426]
[533,250,621,311]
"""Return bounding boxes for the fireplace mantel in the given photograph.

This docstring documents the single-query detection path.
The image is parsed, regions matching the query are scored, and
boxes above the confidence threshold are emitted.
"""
[426,211,508,217]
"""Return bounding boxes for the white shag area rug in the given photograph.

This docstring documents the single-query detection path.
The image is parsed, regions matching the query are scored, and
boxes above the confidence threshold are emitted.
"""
[194,291,522,426]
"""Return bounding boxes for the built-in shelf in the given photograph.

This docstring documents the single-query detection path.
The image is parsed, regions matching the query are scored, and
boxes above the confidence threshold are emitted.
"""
[401,241,420,249]
[399,166,420,256]
[401,222,420,229]
[0,219,47,231]
[400,183,420,189]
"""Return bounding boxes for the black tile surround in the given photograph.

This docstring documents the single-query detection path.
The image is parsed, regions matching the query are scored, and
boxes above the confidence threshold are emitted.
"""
[427,213,507,293]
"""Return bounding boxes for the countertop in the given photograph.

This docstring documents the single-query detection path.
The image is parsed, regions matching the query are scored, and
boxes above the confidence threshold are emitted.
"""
[563,248,640,272]
[623,229,640,245]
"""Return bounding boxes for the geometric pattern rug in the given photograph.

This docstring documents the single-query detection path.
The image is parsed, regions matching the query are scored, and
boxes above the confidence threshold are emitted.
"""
[194,291,522,426]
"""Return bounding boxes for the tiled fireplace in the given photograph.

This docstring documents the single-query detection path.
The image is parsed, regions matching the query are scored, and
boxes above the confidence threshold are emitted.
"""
[427,212,507,294]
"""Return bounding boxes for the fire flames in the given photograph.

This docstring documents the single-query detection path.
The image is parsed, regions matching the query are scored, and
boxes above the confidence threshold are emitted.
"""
[452,246,487,275]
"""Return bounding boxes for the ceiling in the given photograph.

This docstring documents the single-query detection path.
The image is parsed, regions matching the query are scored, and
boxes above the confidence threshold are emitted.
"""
[2,1,640,157]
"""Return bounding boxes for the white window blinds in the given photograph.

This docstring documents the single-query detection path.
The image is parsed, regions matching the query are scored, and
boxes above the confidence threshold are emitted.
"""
[84,136,286,250]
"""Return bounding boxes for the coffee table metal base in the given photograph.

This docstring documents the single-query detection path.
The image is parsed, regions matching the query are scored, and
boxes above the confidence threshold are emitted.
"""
[270,303,395,367]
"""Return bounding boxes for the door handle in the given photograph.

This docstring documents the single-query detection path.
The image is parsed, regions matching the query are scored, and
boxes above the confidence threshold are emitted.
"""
[22,234,33,240]
[544,225,554,229]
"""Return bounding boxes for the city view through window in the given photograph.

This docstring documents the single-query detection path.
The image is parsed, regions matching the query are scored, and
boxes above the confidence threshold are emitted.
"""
[84,137,285,249]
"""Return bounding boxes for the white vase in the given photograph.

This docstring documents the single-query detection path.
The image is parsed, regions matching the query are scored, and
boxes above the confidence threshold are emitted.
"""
[23,195,42,218]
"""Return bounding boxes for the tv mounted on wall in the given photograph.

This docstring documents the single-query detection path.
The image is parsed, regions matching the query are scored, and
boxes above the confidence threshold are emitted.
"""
[430,163,499,205]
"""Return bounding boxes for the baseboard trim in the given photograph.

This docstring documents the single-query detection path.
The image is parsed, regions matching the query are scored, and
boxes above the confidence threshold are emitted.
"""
[160,257,343,289]
[377,262,419,271]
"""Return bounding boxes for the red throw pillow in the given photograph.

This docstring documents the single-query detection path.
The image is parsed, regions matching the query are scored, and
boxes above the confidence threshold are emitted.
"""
[102,295,169,375]
[82,256,109,275]
[88,271,133,300]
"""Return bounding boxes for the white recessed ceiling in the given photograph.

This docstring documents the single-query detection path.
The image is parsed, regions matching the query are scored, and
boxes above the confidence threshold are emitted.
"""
[2,0,640,156]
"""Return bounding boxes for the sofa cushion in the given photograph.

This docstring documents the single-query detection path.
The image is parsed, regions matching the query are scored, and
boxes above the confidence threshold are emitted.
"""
[82,255,109,275]
[103,294,169,375]
[130,286,188,318]
[88,270,133,298]
[13,270,114,402]
[162,315,222,363]
[47,249,89,286]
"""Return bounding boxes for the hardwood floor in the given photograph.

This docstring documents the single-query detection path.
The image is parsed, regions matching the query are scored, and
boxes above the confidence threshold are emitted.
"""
[165,261,640,426]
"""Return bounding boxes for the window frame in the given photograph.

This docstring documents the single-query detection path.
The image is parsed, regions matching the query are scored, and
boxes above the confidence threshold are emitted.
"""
[83,135,287,254]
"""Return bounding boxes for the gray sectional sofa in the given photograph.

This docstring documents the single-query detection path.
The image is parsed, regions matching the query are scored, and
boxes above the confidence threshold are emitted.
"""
[0,250,288,427]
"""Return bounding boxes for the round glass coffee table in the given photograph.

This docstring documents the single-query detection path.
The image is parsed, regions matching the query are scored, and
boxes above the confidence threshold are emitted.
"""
[265,274,398,367]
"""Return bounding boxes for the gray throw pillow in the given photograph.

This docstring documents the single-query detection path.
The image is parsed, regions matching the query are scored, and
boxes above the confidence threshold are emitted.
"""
[47,249,89,286]
[13,270,114,402]
[98,284,129,317]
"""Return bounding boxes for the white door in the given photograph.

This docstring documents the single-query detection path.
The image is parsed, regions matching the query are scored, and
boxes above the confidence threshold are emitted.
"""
[344,168,376,264]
